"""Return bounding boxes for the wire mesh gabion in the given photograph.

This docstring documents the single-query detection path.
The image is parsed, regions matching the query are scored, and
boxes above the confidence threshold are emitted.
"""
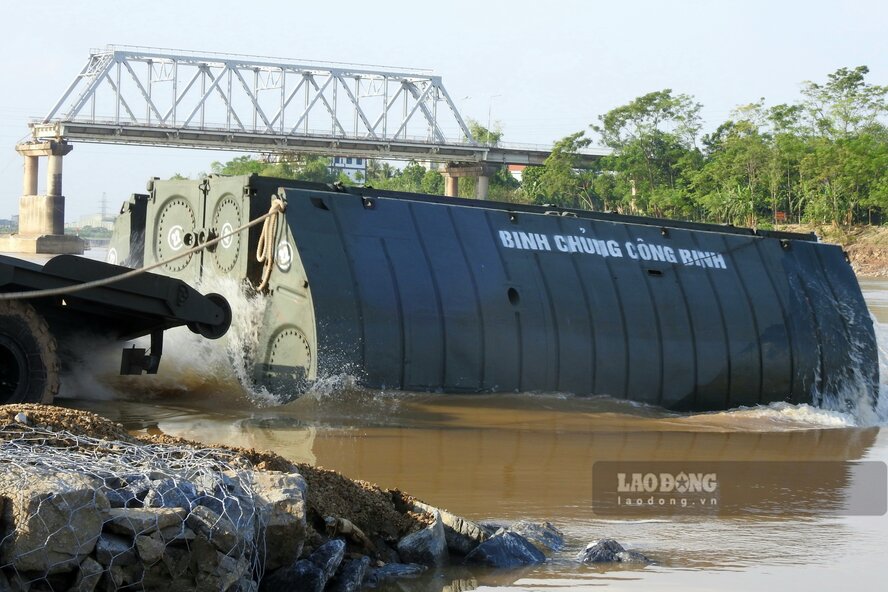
[0,424,267,592]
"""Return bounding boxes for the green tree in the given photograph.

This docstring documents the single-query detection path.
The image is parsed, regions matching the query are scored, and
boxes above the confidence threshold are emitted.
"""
[694,103,772,226]
[796,67,888,226]
[210,153,346,184]
[520,132,596,209]
[801,66,888,138]
[467,119,503,146]
[592,89,703,217]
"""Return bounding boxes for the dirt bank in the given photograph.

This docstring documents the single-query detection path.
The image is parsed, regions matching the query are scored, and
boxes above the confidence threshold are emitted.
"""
[778,224,888,277]
[0,404,426,544]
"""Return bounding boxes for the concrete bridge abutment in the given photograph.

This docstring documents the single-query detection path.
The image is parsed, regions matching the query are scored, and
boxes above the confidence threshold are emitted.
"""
[0,140,84,255]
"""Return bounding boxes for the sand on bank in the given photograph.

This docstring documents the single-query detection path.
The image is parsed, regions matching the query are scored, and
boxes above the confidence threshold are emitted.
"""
[778,224,888,277]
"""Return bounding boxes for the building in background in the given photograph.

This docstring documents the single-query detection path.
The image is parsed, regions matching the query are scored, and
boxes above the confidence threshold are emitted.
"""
[66,213,116,232]
[330,156,367,182]
[508,164,526,182]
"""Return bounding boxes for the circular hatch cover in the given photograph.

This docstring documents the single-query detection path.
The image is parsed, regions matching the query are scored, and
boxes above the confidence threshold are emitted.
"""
[211,195,242,274]
[155,197,196,273]
[264,327,312,396]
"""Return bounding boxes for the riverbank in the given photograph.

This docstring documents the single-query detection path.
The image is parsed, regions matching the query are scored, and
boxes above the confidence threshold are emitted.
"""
[778,224,888,277]
[0,404,628,592]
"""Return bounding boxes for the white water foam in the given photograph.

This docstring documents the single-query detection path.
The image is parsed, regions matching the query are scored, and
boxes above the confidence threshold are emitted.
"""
[711,315,888,430]
[117,276,280,406]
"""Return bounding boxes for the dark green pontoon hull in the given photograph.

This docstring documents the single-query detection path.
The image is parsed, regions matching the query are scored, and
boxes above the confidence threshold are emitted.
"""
[110,175,878,411]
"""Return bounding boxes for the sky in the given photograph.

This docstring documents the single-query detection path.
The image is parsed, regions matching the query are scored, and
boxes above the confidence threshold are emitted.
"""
[0,0,886,221]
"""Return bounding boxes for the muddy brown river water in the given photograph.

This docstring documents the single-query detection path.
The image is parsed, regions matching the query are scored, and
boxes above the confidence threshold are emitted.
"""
[59,271,888,591]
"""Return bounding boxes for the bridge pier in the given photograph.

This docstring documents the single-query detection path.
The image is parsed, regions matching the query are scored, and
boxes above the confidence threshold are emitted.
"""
[442,163,500,199]
[0,140,85,255]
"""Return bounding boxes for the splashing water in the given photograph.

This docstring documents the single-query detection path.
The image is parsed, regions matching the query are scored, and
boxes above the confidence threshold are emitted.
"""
[63,267,888,426]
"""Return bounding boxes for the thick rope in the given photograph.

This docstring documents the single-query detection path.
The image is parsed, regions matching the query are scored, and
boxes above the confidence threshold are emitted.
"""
[0,198,287,301]
[255,196,286,293]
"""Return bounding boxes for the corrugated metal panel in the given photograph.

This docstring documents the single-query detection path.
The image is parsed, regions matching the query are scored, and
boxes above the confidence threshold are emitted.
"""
[282,185,877,411]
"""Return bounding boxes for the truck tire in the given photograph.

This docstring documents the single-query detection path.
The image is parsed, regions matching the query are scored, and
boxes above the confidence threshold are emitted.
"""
[0,300,60,404]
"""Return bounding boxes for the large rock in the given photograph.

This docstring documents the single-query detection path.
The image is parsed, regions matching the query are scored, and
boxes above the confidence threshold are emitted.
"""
[186,505,240,554]
[72,556,104,592]
[508,520,564,553]
[309,539,348,583]
[103,507,187,537]
[397,512,448,567]
[578,539,651,564]
[0,470,108,574]
[106,563,144,590]
[101,474,151,508]
[261,538,345,592]
[142,545,194,592]
[412,501,488,555]
[135,533,166,565]
[193,471,255,531]
[250,470,307,570]
[143,478,198,510]
[327,555,371,592]
[464,531,545,569]
[95,533,138,567]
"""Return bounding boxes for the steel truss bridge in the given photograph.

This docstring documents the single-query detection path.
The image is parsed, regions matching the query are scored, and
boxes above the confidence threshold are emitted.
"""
[30,46,607,166]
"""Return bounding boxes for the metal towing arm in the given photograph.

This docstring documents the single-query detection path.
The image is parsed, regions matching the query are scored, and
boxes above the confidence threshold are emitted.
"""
[0,254,231,404]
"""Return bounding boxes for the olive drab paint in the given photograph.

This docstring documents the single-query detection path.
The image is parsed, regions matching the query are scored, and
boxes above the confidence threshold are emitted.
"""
[109,175,879,411]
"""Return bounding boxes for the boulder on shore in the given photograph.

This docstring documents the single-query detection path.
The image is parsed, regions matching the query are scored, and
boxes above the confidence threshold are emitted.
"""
[0,471,109,574]
[464,531,546,569]
[397,511,449,567]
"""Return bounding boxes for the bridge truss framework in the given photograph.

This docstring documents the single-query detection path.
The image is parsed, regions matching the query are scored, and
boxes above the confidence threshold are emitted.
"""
[30,46,496,162]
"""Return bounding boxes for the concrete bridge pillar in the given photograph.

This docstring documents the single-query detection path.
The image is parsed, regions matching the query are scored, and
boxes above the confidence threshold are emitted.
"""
[47,151,64,197]
[0,140,84,254]
[22,155,38,196]
[442,163,500,199]
[443,172,459,197]
[476,174,490,200]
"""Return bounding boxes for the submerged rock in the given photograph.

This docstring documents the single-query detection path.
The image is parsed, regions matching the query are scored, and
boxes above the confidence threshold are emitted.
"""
[508,520,564,553]
[579,539,651,564]
[464,531,546,569]
[397,511,448,567]
[363,562,427,587]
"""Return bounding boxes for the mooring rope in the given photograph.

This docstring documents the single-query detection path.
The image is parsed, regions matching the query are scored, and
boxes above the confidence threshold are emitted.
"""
[0,198,286,301]
[255,196,286,293]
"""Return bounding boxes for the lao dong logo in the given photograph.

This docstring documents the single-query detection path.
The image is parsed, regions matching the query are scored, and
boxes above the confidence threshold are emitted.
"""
[618,472,718,494]
[616,472,719,509]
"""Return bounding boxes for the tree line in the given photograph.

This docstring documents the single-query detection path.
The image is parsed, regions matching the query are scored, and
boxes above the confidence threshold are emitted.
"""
[207,66,887,228]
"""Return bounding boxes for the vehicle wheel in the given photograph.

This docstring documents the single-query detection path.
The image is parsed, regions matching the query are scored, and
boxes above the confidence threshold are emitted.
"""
[0,300,60,404]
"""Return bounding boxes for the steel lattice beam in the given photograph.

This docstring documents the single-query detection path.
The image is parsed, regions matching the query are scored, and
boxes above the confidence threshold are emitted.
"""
[31,46,609,166]
[34,46,475,157]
